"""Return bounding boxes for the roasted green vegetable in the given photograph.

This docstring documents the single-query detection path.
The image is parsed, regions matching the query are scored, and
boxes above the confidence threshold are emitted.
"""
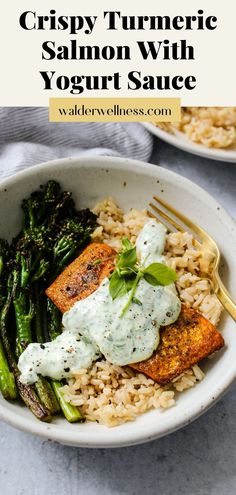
[0,180,97,423]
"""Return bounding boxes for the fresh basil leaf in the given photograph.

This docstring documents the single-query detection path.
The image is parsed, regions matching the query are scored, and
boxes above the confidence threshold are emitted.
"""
[143,273,160,286]
[118,267,135,277]
[143,263,177,286]
[117,247,137,269]
[109,271,127,300]
[122,237,133,250]
[125,277,136,292]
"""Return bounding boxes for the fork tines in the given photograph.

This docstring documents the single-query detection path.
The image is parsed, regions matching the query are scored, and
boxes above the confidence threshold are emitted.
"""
[148,197,185,233]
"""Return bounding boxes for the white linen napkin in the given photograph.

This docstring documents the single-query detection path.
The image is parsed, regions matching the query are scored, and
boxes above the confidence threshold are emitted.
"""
[0,108,153,179]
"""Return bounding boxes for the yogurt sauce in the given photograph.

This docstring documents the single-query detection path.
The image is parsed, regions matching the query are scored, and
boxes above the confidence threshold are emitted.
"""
[19,220,181,385]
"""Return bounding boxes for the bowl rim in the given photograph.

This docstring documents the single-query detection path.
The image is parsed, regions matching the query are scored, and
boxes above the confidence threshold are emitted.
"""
[142,122,236,163]
[0,154,236,448]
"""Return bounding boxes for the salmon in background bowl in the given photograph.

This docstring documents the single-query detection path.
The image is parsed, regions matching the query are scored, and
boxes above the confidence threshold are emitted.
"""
[0,155,235,448]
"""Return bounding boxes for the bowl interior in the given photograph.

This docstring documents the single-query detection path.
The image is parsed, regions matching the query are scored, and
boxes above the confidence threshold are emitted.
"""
[0,156,236,448]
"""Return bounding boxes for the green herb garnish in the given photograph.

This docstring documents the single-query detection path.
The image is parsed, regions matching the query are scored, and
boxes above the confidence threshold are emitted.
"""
[109,237,177,317]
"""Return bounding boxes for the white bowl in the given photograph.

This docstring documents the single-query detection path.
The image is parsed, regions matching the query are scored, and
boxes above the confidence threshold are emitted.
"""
[0,156,236,448]
[143,123,236,163]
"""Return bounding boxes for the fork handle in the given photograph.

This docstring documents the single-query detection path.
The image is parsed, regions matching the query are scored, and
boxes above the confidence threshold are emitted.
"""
[214,274,236,322]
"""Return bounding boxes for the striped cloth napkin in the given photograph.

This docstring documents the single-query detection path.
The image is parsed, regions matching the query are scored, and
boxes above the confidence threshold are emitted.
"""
[0,108,153,179]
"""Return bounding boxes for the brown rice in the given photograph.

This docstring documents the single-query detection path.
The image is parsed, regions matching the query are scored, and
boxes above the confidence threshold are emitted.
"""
[156,107,236,149]
[62,199,222,427]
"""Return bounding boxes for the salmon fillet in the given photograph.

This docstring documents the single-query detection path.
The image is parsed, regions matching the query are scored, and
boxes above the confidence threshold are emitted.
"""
[47,246,224,383]
[46,242,116,313]
[130,305,224,384]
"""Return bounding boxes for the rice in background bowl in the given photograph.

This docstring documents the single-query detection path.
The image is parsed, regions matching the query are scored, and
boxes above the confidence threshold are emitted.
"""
[157,107,236,149]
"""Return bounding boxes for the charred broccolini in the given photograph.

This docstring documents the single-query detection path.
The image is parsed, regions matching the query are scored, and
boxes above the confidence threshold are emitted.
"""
[0,180,97,422]
[0,240,17,400]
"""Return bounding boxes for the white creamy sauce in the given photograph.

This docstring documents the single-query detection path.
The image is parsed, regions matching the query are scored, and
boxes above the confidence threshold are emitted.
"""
[136,220,166,267]
[19,220,181,385]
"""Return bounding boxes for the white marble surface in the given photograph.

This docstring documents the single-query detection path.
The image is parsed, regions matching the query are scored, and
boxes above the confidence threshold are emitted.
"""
[1,138,236,495]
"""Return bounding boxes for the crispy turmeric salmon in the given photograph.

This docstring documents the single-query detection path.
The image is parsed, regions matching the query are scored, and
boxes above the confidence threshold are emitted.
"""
[130,305,224,384]
[47,246,224,383]
[46,242,116,313]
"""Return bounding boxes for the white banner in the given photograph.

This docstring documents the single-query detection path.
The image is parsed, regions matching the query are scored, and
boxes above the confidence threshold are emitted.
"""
[1,0,235,106]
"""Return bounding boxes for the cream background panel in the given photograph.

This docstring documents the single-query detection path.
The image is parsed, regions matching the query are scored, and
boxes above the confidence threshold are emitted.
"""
[1,0,235,106]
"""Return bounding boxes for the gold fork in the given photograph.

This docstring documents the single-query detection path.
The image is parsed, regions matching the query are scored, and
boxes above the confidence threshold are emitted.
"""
[149,195,236,322]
